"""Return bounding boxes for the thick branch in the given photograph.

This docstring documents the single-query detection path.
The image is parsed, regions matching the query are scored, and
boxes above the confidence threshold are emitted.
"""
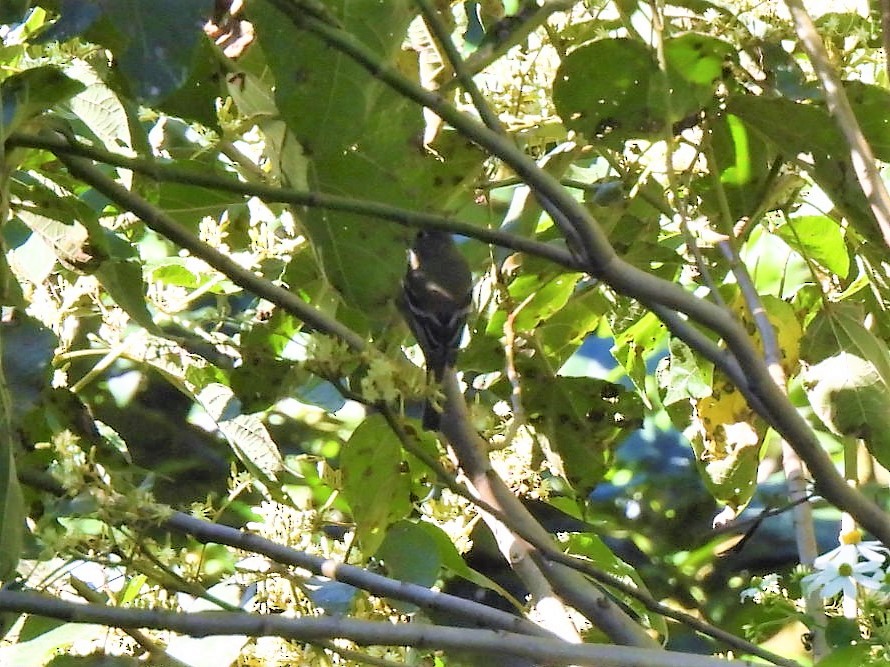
[18,469,799,666]
[0,589,758,667]
[270,5,890,544]
[440,371,661,649]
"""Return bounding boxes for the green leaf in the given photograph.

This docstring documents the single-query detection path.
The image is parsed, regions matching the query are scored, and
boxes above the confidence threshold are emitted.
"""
[89,0,214,103]
[508,272,583,332]
[0,623,105,666]
[154,172,247,230]
[776,215,850,278]
[822,616,863,649]
[0,251,23,307]
[230,351,297,414]
[661,337,713,405]
[802,305,890,384]
[252,0,413,157]
[0,434,23,584]
[741,225,810,298]
[154,37,223,129]
[67,64,132,152]
[412,521,476,580]
[0,0,31,24]
[567,532,667,636]
[116,574,147,605]
[611,311,667,390]
[727,94,883,246]
[252,0,484,312]
[94,258,159,334]
[340,415,411,554]
[538,288,606,370]
[815,644,876,666]
[0,66,85,140]
[554,39,663,145]
[698,112,776,222]
[524,376,642,494]
[378,521,442,597]
[805,353,890,468]
[6,222,57,286]
[149,259,238,294]
[689,354,765,510]
[664,33,734,87]
[196,383,284,483]
[15,210,105,272]
[845,81,890,162]
[412,521,524,612]
[554,36,728,145]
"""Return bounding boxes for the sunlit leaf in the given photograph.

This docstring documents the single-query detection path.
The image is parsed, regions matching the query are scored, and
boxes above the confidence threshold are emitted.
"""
[776,215,850,278]
[340,415,411,554]
[0,66,84,140]
[661,338,712,405]
[566,532,667,636]
[0,623,105,666]
[197,383,284,482]
[611,311,667,390]
[690,362,759,508]
[805,353,890,468]
[728,93,883,245]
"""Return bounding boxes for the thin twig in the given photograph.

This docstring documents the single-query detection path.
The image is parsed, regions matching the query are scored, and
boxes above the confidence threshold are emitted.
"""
[784,0,890,249]
[69,576,193,667]
[416,0,503,133]
[6,132,578,271]
[451,0,576,89]
[164,511,550,638]
[438,370,664,650]
[882,0,890,84]
[55,150,367,350]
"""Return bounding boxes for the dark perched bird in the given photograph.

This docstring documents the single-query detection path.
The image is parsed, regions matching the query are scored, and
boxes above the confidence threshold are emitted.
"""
[399,230,473,430]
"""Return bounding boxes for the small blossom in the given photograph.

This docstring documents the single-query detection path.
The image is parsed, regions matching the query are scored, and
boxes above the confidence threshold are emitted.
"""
[740,573,782,603]
[814,539,889,570]
[802,559,883,599]
[360,356,399,403]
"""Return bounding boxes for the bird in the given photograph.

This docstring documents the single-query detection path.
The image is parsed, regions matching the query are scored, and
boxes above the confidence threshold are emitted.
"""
[399,230,473,430]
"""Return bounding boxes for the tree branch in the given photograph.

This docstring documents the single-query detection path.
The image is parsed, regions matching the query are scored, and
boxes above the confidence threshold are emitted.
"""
[784,0,890,249]
[6,131,578,270]
[439,370,661,649]
[55,150,366,350]
[0,589,761,667]
[273,2,890,545]
[415,0,503,133]
[162,511,548,639]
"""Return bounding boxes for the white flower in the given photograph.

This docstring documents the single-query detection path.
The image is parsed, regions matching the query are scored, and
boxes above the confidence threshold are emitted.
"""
[802,559,884,599]
[740,573,782,603]
[813,540,889,569]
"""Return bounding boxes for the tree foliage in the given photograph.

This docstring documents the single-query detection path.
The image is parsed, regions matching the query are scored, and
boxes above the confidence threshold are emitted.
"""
[2,0,890,665]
